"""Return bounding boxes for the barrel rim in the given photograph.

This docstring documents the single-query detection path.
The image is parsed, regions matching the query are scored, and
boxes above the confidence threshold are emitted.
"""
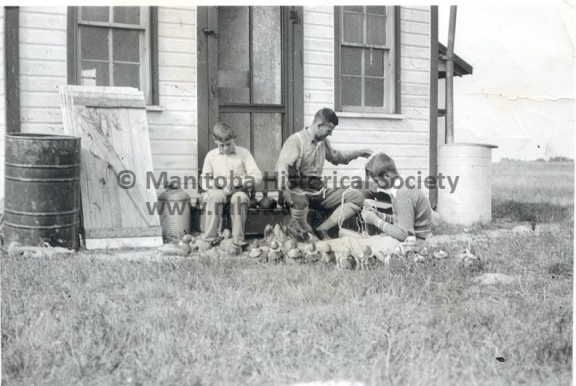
[439,142,498,149]
[6,133,81,141]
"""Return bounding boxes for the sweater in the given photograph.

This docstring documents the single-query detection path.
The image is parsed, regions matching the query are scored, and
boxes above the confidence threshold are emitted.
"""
[376,186,432,241]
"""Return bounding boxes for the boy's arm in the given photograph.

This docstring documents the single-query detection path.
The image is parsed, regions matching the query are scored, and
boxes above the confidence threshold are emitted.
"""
[275,136,300,190]
[379,193,414,241]
[324,139,372,166]
[376,212,394,223]
[201,154,217,190]
[241,150,263,189]
[363,201,393,223]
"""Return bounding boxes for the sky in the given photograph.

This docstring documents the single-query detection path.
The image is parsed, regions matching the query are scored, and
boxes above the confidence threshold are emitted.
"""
[438,4,575,161]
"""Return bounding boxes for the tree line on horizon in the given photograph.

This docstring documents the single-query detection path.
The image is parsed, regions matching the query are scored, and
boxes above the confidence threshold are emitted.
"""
[499,156,574,163]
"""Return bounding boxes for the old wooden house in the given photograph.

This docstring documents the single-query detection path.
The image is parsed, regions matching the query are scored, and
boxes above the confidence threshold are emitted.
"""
[0,6,472,209]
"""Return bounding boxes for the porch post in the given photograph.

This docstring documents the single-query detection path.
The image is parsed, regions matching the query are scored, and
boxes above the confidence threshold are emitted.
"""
[5,6,20,133]
[445,6,457,144]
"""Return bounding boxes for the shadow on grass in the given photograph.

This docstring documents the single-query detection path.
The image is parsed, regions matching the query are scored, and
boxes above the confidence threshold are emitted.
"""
[493,200,573,223]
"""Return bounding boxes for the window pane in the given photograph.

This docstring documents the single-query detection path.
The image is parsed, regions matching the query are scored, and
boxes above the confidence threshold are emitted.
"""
[341,76,361,106]
[113,63,140,88]
[113,7,140,25]
[367,15,386,46]
[81,7,109,22]
[364,48,384,77]
[341,46,362,76]
[218,7,250,104]
[113,30,140,62]
[365,78,384,107]
[253,113,282,175]
[252,7,282,104]
[342,12,364,44]
[81,26,109,61]
[366,6,386,15]
[81,61,109,86]
[219,113,251,151]
[219,86,250,105]
[343,6,363,13]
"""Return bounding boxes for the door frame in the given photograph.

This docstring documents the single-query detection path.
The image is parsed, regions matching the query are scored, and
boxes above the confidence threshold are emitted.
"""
[196,6,304,174]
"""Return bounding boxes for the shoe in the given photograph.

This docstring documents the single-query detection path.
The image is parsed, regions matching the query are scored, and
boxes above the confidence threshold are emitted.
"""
[235,239,249,247]
[314,229,332,241]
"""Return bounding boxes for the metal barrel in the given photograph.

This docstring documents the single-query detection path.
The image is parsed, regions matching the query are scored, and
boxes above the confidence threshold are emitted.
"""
[437,143,498,226]
[158,186,192,241]
[3,133,81,250]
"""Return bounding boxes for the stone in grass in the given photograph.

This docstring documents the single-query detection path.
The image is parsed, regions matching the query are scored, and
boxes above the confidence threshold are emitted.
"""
[512,225,531,234]
[8,242,75,258]
[512,222,541,236]
[156,244,189,256]
[472,273,516,286]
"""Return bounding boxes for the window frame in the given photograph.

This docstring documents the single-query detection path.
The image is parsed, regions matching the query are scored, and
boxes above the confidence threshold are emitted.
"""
[334,6,400,114]
[67,6,159,106]
[197,6,304,183]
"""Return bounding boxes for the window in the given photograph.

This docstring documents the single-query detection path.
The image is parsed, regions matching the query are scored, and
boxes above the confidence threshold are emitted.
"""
[335,6,397,113]
[70,7,158,104]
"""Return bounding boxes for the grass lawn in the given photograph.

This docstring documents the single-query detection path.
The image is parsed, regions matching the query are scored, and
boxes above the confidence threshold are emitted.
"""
[1,161,573,385]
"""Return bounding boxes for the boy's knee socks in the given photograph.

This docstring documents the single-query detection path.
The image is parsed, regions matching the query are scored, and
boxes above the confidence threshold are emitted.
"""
[291,207,314,233]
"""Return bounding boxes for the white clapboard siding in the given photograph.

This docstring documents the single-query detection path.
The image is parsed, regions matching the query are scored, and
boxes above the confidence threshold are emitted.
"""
[303,5,335,127]
[20,74,67,93]
[158,81,196,96]
[20,44,67,61]
[19,7,67,135]
[19,10,67,30]
[21,107,63,124]
[158,52,195,68]
[151,6,198,198]
[149,125,197,141]
[15,7,199,200]
[0,7,5,202]
[304,38,333,53]
[302,6,431,186]
[158,22,195,38]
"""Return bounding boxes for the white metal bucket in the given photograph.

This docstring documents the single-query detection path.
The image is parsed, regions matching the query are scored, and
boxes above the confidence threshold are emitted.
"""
[437,143,498,225]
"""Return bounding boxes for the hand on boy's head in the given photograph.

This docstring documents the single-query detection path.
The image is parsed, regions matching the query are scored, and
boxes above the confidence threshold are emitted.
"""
[357,149,373,158]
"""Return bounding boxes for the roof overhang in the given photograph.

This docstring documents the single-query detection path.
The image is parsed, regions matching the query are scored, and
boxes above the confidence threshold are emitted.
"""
[438,43,473,78]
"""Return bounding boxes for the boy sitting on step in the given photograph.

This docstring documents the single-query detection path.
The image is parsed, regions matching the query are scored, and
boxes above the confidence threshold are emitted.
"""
[200,122,263,251]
